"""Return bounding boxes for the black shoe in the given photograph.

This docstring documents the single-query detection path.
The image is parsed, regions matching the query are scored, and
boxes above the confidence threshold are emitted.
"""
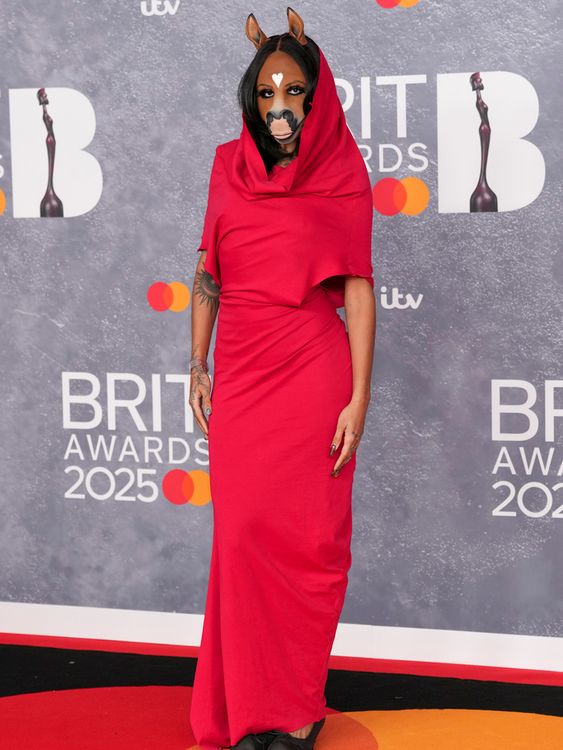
[229,729,286,750]
[267,718,326,750]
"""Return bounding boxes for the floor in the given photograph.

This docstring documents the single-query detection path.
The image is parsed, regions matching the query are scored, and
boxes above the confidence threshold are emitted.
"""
[1,644,562,749]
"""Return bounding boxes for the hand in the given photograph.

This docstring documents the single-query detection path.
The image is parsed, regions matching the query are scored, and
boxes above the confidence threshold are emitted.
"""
[329,397,369,477]
[189,365,212,439]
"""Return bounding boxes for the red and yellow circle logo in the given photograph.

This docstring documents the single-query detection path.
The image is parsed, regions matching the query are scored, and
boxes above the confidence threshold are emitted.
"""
[147,281,190,312]
[372,176,429,215]
[376,0,421,7]
[163,469,211,506]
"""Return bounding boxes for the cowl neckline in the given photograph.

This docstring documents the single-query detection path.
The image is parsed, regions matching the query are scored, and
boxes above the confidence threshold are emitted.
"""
[268,158,296,182]
[228,46,356,197]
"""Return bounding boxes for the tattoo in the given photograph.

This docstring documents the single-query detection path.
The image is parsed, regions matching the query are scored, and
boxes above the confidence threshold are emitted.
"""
[195,268,221,313]
[189,365,211,406]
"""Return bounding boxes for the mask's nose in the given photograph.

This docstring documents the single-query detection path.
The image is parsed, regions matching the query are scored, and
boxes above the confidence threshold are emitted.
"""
[266,109,298,138]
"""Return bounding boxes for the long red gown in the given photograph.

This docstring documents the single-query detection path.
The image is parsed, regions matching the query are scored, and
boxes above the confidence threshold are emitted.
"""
[189,45,374,750]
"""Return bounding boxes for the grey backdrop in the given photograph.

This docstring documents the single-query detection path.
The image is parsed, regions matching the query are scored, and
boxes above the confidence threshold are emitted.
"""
[1,1,562,639]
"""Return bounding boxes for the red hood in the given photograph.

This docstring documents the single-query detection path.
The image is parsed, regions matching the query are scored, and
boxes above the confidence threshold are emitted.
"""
[228,45,368,198]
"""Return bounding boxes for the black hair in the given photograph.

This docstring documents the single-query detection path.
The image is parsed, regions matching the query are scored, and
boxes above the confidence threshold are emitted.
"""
[237,33,320,172]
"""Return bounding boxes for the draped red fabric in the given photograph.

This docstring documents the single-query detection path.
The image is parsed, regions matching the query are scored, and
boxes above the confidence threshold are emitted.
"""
[190,44,374,750]
[197,45,374,308]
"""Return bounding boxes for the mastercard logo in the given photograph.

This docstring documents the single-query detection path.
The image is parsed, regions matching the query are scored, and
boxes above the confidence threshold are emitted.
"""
[163,469,212,506]
[147,281,190,312]
[376,0,421,7]
[372,176,429,216]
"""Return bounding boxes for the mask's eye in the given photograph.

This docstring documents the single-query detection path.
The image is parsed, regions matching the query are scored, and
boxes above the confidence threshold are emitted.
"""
[257,86,304,99]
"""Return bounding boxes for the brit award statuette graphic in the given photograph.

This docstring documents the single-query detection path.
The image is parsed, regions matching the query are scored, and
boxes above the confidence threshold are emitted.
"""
[37,88,64,217]
[469,72,498,213]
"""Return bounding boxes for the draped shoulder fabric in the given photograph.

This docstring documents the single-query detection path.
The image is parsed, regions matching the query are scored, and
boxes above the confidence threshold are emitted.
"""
[196,45,374,308]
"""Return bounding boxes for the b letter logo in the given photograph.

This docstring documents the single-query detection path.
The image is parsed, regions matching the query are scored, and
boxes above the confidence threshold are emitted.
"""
[8,87,102,218]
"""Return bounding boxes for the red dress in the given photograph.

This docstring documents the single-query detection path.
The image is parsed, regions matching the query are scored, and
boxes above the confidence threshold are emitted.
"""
[190,46,374,750]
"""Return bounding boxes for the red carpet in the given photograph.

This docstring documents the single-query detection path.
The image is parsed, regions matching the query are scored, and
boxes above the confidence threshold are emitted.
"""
[0,685,196,749]
[2,684,563,750]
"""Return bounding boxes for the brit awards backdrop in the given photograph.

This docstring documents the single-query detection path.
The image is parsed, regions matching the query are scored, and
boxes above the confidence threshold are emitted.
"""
[1,1,562,677]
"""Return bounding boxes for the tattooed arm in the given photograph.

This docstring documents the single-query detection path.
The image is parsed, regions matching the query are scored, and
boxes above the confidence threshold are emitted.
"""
[190,250,221,438]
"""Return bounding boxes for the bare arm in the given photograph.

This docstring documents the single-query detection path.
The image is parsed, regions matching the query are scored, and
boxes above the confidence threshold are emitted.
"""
[345,276,376,403]
[190,250,221,438]
[329,276,376,476]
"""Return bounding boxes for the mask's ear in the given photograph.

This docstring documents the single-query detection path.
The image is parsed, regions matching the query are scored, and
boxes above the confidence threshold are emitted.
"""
[286,6,307,45]
[245,13,269,50]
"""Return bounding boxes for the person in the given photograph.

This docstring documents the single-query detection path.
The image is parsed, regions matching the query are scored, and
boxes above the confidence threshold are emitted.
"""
[188,8,376,750]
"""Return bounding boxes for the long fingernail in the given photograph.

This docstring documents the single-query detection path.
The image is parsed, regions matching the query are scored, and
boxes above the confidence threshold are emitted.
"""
[329,444,336,456]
